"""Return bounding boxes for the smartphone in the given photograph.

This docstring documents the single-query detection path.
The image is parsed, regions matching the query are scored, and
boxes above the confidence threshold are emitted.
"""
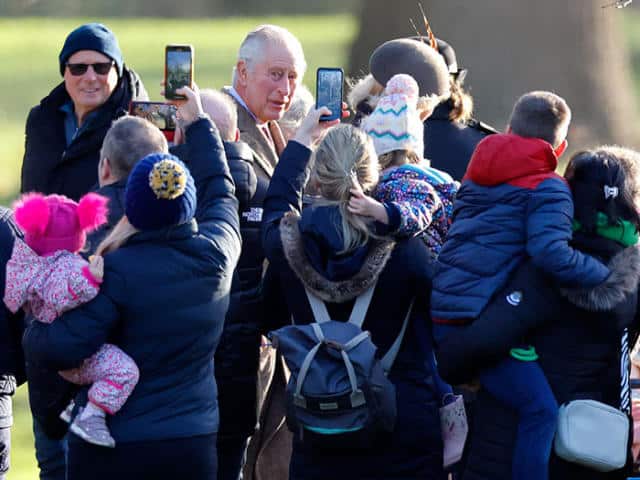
[316,67,344,122]
[165,44,194,100]
[129,101,178,142]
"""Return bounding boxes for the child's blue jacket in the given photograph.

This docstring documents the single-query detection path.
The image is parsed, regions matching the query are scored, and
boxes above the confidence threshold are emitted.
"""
[431,134,609,321]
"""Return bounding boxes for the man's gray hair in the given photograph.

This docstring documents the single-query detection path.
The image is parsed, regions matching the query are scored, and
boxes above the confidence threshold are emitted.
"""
[232,24,307,85]
[200,89,238,142]
[279,84,314,140]
[100,116,168,179]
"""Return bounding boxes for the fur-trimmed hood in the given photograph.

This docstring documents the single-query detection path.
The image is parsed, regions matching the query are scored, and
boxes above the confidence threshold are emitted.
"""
[279,212,395,303]
[562,246,640,311]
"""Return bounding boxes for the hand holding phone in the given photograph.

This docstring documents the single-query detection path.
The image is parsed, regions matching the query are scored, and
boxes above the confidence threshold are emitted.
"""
[165,45,194,100]
[316,68,344,122]
[293,106,339,148]
[173,84,205,126]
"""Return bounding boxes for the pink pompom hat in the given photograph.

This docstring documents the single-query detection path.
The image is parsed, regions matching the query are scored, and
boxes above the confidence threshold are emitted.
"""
[13,192,109,256]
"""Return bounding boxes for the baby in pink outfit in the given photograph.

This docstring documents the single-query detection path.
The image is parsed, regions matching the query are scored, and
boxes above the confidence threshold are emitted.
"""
[4,192,139,448]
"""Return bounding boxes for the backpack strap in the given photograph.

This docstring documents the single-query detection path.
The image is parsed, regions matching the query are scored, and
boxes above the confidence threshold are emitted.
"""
[347,282,377,328]
[304,279,378,327]
[380,300,414,375]
[305,290,332,324]
[303,282,407,375]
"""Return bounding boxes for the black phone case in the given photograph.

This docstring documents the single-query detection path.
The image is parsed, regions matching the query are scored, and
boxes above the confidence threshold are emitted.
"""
[165,45,193,100]
[316,67,344,122]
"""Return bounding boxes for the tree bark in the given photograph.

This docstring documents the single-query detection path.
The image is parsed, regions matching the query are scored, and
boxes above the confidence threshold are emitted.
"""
[348,0,639,148]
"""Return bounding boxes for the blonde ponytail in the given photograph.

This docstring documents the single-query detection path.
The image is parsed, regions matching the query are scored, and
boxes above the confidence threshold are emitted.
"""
[311,125,379,253]
[95,216,139,256]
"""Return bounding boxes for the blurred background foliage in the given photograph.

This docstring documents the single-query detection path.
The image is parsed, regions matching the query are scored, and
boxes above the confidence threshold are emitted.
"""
[0,0,362,16]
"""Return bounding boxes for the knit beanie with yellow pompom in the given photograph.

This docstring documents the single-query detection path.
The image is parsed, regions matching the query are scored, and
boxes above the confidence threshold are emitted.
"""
[125,153,196,230]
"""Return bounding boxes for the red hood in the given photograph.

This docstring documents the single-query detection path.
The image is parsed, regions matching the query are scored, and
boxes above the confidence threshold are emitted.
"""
[464,134,559,188]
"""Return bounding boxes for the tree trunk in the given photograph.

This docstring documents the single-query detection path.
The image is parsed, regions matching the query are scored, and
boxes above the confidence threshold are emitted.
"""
[348,0,639,148]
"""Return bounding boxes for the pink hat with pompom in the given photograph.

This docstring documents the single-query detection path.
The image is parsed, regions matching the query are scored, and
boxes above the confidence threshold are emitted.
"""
[13,192,109,256]
[362,73,424,157]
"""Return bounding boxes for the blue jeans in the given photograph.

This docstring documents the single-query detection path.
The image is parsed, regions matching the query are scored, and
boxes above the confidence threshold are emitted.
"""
[33,417,67,480]
[480,357,557,480]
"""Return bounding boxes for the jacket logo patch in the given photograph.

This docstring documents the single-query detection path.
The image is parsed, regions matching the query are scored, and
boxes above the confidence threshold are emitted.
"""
[242,207,263,223]
[506,290,523,306]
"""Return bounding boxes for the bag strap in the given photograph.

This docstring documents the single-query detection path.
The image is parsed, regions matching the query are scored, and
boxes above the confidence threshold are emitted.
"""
[303,280,378,327]
[620,327,631,414]
[347,283,376,328]
[380,300,414,375]
[305,291,332,324]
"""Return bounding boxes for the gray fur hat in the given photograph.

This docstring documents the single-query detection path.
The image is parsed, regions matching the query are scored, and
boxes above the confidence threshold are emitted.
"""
[369,38,450,97]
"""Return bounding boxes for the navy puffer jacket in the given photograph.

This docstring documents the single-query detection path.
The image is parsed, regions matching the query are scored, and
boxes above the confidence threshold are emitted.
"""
[23,118,241,443]
[175,138,267,438]
[432,134,609,321]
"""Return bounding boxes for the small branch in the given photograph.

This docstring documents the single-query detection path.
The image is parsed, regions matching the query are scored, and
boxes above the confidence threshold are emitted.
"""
[602,0,633,8]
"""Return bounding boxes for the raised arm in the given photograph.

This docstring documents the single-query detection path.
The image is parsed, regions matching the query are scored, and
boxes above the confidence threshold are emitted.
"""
[526,178,609,287]
[261,107,338,263]
[176,86,241,269]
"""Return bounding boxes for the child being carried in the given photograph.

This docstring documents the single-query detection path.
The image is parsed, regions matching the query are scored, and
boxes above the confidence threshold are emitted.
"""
[4,193,139,448]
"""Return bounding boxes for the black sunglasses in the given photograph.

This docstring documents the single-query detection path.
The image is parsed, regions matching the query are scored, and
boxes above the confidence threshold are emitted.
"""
[66,61,114,76]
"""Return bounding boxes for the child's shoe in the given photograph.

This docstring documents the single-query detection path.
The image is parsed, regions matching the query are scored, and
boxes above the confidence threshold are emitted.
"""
[59,400,75,424]
[70,407,115,448]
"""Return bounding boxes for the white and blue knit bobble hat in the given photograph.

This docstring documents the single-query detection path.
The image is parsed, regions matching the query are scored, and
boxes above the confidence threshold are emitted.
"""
[362,73,424,157]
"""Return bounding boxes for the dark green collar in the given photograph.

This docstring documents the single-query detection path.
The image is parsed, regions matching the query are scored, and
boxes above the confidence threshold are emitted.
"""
[572,212,639,247]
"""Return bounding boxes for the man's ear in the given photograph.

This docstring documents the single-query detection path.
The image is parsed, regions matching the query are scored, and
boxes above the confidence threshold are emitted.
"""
[236,61,249,87]
[234,128,240,142]
[98,157,111,183]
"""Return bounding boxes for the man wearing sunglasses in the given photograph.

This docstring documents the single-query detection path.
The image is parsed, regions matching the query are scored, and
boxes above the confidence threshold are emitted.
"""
[21,22,148,202]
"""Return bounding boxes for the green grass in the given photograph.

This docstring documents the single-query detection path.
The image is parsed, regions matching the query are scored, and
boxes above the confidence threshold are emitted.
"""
[2,15,355,479]
[11,385,36,480]
[0,15,356,206]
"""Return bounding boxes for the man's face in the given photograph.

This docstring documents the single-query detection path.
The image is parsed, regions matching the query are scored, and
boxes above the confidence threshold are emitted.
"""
[63,50,118,115]
[238,42,300,123]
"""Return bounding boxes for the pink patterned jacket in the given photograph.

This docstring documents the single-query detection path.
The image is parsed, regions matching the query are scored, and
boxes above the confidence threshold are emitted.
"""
[3,240,101,323]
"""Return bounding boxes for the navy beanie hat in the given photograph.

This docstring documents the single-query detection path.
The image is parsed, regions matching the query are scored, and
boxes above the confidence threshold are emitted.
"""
[59,23,123,77]
[125,153,197,231]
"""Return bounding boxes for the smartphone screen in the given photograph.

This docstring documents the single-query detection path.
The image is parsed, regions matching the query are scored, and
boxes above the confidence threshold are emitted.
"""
[165,45,193,100]
[129,101,178,141]
[316,68,344,122]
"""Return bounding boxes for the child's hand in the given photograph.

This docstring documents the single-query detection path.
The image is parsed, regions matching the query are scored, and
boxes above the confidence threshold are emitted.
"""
[348,186,389,224]
[88,255,104,281]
